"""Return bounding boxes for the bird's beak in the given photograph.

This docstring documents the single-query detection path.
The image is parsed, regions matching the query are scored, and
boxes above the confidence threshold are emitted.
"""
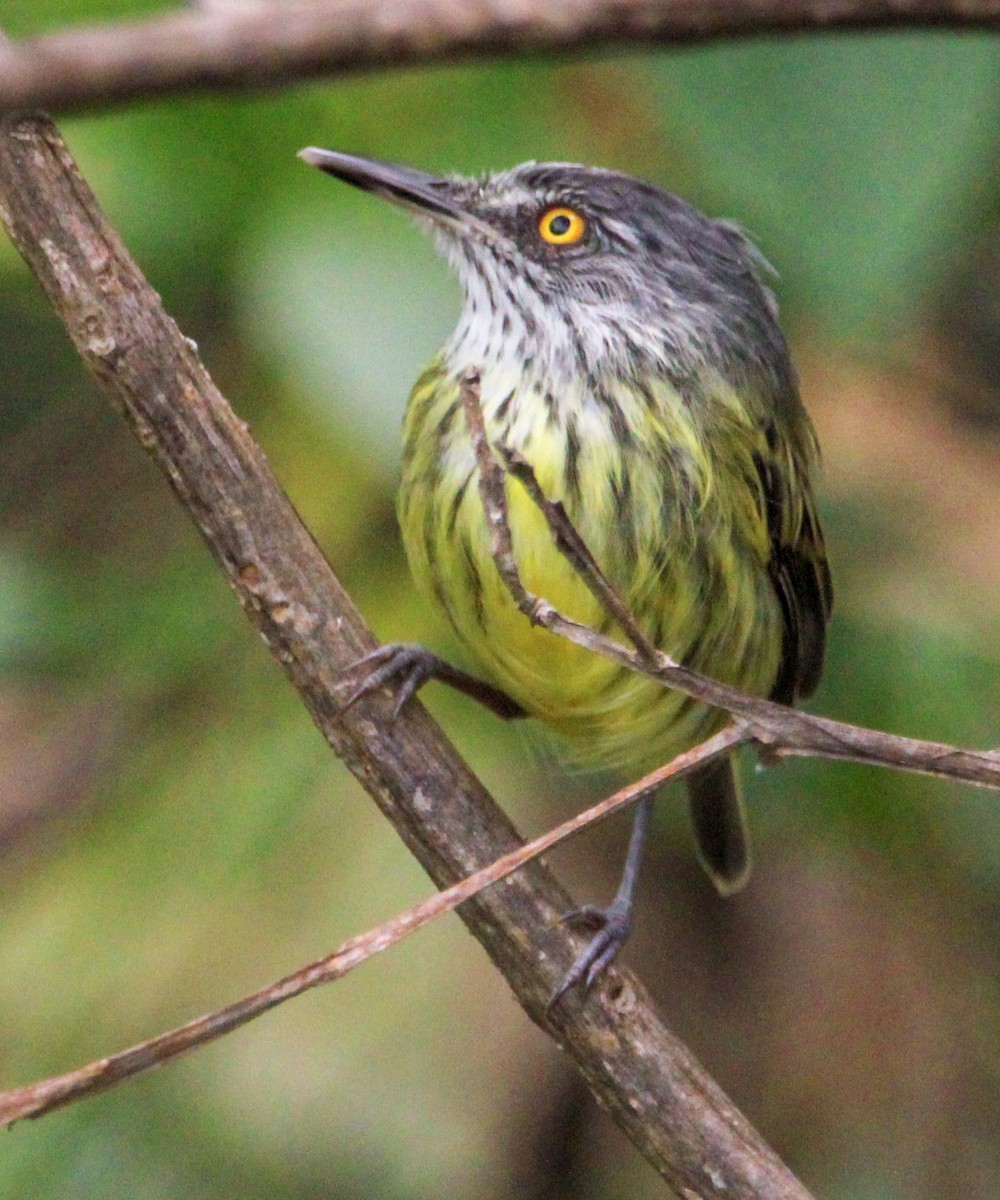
[299,147,492,239]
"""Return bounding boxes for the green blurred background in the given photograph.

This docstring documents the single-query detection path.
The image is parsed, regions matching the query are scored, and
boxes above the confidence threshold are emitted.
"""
[3,7,1000,1198]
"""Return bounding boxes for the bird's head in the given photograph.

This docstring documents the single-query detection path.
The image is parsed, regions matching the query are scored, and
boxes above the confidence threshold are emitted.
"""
[300,148,789,393]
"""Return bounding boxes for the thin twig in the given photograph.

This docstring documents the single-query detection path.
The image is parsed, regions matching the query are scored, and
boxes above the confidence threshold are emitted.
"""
[0,112,818,1200]
[1,0,998,116]
[463,368,660,665]
[0,725,745,1127]
[459,373,1000,791]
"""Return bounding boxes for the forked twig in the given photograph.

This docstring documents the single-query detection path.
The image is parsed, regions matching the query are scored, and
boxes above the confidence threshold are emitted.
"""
[458,371,1000,791]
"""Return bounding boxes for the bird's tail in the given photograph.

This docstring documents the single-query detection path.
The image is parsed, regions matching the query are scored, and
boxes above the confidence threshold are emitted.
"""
[686,756,751,895]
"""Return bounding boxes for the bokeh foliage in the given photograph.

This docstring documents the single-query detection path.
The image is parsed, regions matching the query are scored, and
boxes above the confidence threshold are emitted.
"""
[2,10,1000,1199]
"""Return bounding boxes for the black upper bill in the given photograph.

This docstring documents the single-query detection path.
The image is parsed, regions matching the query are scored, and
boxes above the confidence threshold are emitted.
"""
[299,147,467,224]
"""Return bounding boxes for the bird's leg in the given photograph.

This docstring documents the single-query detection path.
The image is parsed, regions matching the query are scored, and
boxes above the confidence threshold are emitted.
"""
[549,792,654,1007]
[338,642,526,722]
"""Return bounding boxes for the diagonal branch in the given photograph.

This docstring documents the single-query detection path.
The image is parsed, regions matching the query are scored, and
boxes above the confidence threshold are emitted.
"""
[1,0,999,117]
[0,111,817,1200]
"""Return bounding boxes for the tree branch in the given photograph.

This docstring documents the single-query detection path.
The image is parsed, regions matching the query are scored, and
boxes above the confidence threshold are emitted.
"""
[0,111,817,1200]
[1,0,998,117]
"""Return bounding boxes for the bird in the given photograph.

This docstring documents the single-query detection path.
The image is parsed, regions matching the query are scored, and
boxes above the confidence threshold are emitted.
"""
[300,147,832,1001]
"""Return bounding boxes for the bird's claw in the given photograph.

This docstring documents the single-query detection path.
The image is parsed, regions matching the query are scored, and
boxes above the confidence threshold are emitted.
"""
[548,901,632,1010]
[338,643,440,721]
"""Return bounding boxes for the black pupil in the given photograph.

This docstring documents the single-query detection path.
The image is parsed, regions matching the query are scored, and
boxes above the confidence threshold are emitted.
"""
[549,213,572,236]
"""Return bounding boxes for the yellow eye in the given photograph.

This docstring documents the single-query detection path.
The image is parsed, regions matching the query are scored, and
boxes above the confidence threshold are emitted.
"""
[538,206,586,245]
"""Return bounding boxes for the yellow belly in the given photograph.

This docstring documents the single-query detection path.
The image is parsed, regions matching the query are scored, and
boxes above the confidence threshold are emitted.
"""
[398,360,784,776]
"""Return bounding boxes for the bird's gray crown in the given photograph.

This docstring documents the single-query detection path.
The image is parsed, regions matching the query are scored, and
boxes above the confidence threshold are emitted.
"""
[416,161,792,400]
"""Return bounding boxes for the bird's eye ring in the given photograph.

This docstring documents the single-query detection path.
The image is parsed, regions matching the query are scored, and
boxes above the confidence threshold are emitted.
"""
[538,206,586,246]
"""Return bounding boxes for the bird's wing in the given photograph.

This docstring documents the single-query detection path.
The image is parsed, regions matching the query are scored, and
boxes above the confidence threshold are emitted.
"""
[754,434,833,705]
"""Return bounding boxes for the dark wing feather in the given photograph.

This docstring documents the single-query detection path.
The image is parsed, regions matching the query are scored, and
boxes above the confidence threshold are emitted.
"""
[754,442,833,706]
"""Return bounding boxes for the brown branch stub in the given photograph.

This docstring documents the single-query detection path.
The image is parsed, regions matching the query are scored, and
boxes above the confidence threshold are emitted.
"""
[460,367,657,661]
[1,0,1000,116]
[0,112,818,1200]
[460,366,541,626]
